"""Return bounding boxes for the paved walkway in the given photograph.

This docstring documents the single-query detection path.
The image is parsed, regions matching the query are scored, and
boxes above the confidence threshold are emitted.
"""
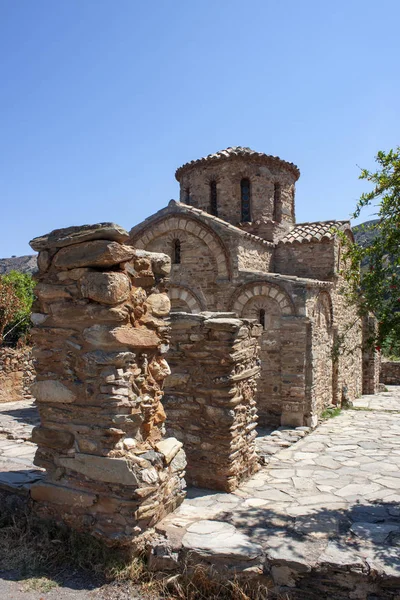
[1,388,400,594]
[0,399,43,492]
[156,387,400,591]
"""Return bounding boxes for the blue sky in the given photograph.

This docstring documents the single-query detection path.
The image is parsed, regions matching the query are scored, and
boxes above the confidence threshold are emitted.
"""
[1,0,399,257]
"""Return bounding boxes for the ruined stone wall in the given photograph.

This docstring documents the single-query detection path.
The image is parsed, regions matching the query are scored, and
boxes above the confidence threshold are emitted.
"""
[280,316,311,427]
[380,360,400,385]
[275,241,337,280]
[332,274,363,405]
[177,157,298,241]
[0,346,35,403]
[164,312,261,492]
[29,223,186,545]
[362,315,381,394]
[308,292,334,422]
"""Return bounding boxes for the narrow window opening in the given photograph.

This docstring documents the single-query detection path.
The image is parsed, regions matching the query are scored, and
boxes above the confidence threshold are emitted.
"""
[210,181,218,216]
[259,308,266,329]
[173,239,181,264]
[241,178,251,222]
[184,188,191,205]
[273,182,281,222]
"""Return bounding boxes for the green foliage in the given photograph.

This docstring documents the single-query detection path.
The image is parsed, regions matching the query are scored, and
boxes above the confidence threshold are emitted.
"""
[321,407,342,419]
[0,271,35,346]
[341,147,400,351]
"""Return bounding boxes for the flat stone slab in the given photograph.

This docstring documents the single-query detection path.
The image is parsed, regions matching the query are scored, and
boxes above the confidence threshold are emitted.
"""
[182,520,264,565]
[350,522,400,543]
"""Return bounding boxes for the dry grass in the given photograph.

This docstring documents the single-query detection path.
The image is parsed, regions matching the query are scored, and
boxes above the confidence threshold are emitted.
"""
[0,508,289,600]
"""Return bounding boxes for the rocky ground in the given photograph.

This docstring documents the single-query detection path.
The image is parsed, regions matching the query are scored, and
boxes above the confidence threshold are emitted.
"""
[1,389,400,598]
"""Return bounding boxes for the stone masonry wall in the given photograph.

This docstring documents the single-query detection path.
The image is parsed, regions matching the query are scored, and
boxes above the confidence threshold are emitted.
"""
[164,312,262,492]
[362,315,381,394]
[176,155,298,242]
[0,346,35,403]
[280,316,311,427]
[28,223,186,546]
[275,240,337,281]
[380,360,400,385]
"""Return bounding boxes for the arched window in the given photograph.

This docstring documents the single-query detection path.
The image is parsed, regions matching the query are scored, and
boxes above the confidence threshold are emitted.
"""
[173,239,181,264]
[210,181,218,216]
[273,182,281,222]
[240,178,251,222]
[184,188,191,205]
[259,308,266,329]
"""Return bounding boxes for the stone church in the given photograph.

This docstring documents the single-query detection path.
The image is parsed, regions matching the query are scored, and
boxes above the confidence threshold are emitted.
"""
[130,147,378,428]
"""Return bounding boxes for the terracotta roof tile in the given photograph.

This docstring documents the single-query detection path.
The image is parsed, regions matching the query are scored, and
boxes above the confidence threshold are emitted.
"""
[280,221,350,244]
[175,146,300,180]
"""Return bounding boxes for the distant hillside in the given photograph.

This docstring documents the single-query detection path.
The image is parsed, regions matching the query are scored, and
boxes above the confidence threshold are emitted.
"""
[353,219,379,248]
[0,255,37,275]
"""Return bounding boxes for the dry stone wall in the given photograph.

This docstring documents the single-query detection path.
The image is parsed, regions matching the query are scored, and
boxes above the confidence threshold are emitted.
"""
[380,360,400,385]
[28,223,186,546]
[164,312,262,492]
[0,346,35,403]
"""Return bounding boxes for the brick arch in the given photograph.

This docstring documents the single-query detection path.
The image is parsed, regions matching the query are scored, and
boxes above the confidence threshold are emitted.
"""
[230,282,295,316]
[169,285,203,314]
[131,216,230,280]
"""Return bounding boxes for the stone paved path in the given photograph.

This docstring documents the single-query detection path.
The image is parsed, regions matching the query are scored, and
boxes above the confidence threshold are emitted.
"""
[1,389,400,596]
[155,387,400,593]
[0,399,43,492]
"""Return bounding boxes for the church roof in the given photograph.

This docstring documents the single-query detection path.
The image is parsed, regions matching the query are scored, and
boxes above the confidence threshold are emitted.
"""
[175,146,300,180]
[279,220,350,244]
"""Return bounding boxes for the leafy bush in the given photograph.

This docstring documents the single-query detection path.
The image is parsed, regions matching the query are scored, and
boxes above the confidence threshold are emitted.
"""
[0,271,35,346]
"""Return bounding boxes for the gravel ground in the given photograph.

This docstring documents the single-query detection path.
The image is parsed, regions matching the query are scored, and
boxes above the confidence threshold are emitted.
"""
[0,570,148,599]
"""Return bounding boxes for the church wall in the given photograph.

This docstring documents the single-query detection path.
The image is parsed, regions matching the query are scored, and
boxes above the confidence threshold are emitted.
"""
[237,238,273,273]
[307,291,334,424]
[275,240,337,280]
[145,229,220,310]
[331,276,363,404]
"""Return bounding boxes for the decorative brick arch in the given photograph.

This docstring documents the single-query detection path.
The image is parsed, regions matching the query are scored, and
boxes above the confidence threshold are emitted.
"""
[131,216,230,280]
[169,285,203,314]
[230,282,295,316]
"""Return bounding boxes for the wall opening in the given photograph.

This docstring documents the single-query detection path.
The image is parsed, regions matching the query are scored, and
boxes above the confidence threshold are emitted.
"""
[173,239,181,264]
[210,181,218,216]
[240,178,251,222]
[273,182,281,222]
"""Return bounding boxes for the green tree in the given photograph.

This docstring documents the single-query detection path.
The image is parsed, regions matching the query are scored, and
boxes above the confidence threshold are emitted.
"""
[0,271,36,346]
[342,147,400,354]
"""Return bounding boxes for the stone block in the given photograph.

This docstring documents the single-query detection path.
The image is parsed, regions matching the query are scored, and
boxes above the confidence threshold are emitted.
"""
[30,222,129,251]
[57,453,140,485]
[155,438,183,464]
[32,380,77,404]
[53,240,135,270]
[31,482,96,507]
[83,325,160,349]
[31,426,74,450]
[80,272,131,305]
